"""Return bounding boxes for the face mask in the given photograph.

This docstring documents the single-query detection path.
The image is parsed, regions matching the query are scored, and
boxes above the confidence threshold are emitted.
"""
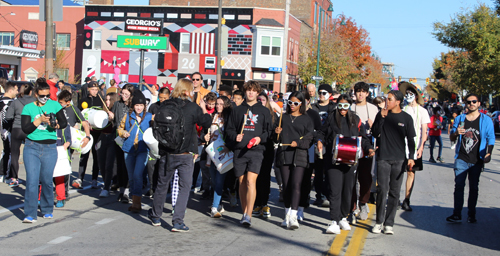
[38,96,49,104]
[405,91,415,103]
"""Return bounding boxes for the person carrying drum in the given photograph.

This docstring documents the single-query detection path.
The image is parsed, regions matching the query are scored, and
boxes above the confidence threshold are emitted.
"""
[371,90,416,235]
[317,94,374,234]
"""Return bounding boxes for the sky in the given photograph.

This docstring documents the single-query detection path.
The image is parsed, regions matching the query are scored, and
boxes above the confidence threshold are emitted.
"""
[114,0,492,85]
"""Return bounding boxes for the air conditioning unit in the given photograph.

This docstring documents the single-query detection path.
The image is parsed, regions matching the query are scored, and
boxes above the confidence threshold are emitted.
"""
[205,57,216,69]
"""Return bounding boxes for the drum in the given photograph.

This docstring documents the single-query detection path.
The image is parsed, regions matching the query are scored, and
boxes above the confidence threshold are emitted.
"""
[332,135,363,165]
[81,108,109,129]
[143,128,160,158]
[70,127,93,154]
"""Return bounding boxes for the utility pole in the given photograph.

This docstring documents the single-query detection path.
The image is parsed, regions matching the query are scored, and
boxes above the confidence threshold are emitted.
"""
[45,0,54,77]
[280,0,290,93]
[216,0,222,91]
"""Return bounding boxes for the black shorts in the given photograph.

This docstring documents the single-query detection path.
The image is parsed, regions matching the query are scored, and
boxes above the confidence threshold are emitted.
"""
[233,148,264,177]
[405,157,423,171]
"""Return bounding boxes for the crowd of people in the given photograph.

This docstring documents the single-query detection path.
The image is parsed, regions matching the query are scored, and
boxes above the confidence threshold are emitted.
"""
[0,74,495,234]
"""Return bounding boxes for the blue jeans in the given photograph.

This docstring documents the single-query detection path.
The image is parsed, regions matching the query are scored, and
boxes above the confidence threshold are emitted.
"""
[209,163,227,209]
[124,151,148,196]
[453,158,483,216]
[429,135,443,159]
[23,139,57,219]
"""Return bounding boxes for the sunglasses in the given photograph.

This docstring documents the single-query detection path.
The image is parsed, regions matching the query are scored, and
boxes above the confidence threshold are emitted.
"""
[337,103,351,110]
[193,79,201,81]
[319,91,329,96]
[288,101,302,107]
[38,94,50,98]
[466,100,478,104]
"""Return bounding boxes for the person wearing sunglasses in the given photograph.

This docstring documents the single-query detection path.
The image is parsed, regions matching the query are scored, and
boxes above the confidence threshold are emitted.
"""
[447,93,495,224]
[310,84,336,207]
[274,91,314,230]
[316,94,374,234]
[191,72,210,106]
[20,78,68,223]
[371,90,416,235]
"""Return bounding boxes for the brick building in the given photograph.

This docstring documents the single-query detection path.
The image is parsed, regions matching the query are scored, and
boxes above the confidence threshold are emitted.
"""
[0,0,84,82]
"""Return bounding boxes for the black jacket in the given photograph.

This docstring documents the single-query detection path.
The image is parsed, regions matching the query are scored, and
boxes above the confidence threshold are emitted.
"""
[273,113,314,168]
[79,95,104,110]
[225,101,272,151]
[311,101,337,114]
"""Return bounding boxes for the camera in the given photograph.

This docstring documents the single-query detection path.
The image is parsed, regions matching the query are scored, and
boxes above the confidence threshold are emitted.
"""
[44,113,57,127]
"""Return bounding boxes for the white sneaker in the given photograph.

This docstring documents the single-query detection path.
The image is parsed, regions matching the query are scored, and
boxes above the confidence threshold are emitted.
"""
[289,215,299,230]
[359,204,369,220]
[99,190,109,198]
[91,179,99,189]
[297,210,304,222]
[384,226,394,235]
[451,144,456,150]
[210,207,221,218]
[281,214,290,227]
[241,215,251,227]
[326,221,341,234]
[217,205,225,214]
[339,218,351,230]
[372,224,382,234]
[0,175,5,183]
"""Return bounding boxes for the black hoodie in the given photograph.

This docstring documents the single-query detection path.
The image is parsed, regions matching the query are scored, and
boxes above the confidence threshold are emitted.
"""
[225,101,272,151]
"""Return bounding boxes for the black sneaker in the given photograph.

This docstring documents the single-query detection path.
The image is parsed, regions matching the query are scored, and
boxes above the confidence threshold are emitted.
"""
[148,209,161,227]
[429,158,437,163]
[401,199,413,211]
[446,214,462,223]
[171,223,189,232]
[467,215,477,223]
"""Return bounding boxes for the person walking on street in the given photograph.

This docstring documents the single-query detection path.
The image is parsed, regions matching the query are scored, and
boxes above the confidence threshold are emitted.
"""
[429,107,444,163]
[399,82,430,211]
[371,90,416,235]
[447,93,495,223]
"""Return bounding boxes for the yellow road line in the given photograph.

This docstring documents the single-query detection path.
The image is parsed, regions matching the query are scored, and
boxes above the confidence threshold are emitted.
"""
[344,204,376,256]
[327,229,350,256]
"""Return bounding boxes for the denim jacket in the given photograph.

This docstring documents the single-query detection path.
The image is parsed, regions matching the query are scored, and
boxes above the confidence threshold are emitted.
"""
[118,111,152,153]
[451,113,495,160]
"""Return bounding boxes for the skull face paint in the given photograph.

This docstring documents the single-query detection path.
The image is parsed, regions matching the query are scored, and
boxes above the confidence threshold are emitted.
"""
[405,90,416,103]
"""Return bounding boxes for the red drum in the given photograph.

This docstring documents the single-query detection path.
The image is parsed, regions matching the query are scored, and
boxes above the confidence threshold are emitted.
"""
[332,135,363,165]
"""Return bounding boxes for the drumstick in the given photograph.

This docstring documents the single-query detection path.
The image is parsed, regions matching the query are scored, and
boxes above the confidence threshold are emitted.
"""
[278,143,292,146]
[97,93,110,112]
[240,109,249,135]
[277,109,283,141]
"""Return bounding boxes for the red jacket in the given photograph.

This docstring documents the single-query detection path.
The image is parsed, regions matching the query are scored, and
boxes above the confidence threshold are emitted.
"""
[47,80,59,101]
[428,115,443,136]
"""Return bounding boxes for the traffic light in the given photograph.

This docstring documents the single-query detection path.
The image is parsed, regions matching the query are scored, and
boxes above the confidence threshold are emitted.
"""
[426,78,429,84]
[398,76,401,82]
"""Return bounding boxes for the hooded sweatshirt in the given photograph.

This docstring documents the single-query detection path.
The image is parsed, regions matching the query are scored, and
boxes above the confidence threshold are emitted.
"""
[225,101,272,151]
[5,96,36,129]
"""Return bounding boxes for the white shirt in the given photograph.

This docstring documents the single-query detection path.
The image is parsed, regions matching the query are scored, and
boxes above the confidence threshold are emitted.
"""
[403,104,431,159]
[351,102,379,135]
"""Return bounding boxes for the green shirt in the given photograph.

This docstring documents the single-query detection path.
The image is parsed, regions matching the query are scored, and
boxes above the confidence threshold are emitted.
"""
[21,100,62,141]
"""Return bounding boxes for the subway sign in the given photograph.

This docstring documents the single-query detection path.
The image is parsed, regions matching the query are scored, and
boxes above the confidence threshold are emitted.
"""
[117,35,168,50]
[124,18,163,34]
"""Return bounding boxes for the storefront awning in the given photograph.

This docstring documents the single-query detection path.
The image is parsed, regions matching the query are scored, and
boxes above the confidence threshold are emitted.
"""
[0,45,41,58]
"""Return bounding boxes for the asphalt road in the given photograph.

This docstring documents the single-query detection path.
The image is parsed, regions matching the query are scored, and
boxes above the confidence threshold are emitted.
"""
[0,135,499,256]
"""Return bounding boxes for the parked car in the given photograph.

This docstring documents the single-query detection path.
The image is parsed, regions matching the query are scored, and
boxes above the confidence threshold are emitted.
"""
[490,110,500,132]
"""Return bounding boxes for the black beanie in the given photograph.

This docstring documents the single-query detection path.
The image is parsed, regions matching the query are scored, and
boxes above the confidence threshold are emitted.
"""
[131,91,146,106]
[318,84,333,94]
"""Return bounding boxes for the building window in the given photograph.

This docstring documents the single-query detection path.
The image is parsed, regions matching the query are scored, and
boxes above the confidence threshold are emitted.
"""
[180,33,190,53]
[93,30,101,50]
[56,68,69,82]
[56,34,71,49]
[0,32,15,46]
[261,36,281,56]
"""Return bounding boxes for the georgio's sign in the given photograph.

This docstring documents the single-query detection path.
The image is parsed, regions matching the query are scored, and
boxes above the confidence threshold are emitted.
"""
[19,30,38,49]
[124,18,163,34]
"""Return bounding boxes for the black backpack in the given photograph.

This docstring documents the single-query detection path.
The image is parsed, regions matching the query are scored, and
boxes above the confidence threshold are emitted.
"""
[152,99,185,154]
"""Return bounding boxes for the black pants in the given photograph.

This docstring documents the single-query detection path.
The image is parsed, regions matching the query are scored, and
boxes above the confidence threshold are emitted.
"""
[78,131,100,181]
[192,161,200,189]
[115,144,128,188]
[313,157,328,200]
[281,165,306,210]
[375,159,405,226]
[223,169,237,193]
[9,128,26,179]
[255,148,274,206]
[146,155,159,191]
[0,136,11,176]
[351,157,374,208]
[97,133,116,190]
[326,163,357,221]
[300,163,314,208]
[151,154,193,225]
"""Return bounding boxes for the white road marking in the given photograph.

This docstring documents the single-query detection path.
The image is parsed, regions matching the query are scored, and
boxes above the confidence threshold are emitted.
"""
[48,236,73,244]
[95,218,115,225]
[30,244,53,253]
